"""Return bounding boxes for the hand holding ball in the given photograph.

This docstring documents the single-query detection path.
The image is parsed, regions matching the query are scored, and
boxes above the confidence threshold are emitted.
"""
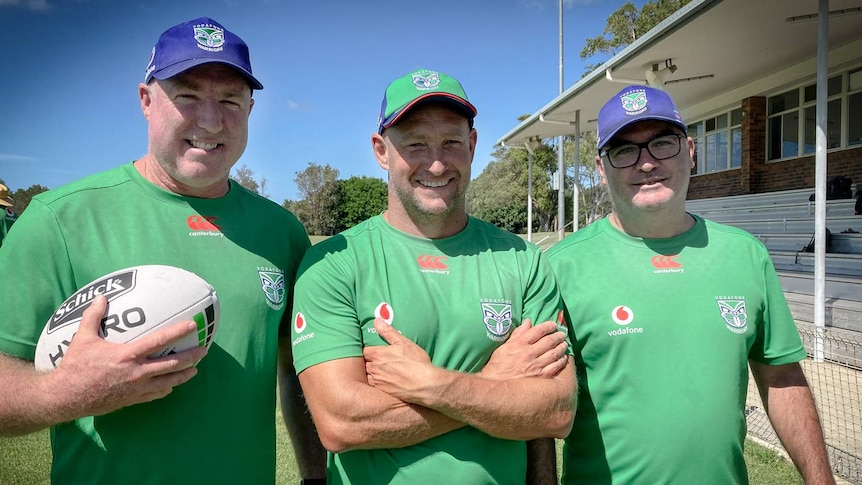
[35,265,220,371]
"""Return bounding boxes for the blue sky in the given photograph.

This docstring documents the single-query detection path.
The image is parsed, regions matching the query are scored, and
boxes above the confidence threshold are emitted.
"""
[0,0,623,204]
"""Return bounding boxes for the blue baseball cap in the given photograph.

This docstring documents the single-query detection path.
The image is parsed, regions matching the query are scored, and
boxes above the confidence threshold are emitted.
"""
[377,69,477,134]
[144,17,263,90]
[597,85,686,149]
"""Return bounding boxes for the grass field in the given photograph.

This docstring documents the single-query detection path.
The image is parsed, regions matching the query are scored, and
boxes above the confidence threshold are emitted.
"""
[0,423,804,485]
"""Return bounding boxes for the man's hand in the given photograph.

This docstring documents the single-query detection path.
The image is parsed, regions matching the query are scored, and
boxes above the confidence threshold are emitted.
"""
[47,294,208,417]
[481,319,568,380]
[363,318,435,402]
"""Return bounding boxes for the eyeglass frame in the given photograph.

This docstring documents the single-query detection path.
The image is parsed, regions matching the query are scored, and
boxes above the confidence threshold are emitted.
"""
[599,132,686,169]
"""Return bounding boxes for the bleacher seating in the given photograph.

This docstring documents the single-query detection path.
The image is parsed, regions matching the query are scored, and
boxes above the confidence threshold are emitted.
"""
[686,187,862,334]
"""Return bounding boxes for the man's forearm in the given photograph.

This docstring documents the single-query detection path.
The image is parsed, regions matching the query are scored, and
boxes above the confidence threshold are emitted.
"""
[406,358,576,440]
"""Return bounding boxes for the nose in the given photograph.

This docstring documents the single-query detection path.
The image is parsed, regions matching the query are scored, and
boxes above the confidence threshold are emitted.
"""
[636,146,658,172]
[427,147,448,175]
[196,98,224,134]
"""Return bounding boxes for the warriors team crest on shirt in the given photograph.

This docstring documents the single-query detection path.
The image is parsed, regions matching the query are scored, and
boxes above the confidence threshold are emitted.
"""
[481,299,513,342]
[716,296,749,334]
[258,267,285,310]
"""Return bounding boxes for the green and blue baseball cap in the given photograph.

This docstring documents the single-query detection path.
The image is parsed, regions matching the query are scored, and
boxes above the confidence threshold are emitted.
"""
[377,69,477,134]
[145,17,263,90]
[597,85,686,149]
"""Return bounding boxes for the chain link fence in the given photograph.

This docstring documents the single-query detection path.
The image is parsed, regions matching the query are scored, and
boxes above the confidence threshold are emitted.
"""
[745,323,861,484]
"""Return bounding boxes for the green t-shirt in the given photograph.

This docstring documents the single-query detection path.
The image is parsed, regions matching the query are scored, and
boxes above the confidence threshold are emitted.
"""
[0,163,310,484]
[546,215,807,485]
[292,214,567,485]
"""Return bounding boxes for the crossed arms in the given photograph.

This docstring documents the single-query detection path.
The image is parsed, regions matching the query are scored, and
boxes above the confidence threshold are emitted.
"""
[298,318,576,453]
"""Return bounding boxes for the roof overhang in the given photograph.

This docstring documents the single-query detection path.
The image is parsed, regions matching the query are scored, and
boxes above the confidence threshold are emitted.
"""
[496,0,862,149]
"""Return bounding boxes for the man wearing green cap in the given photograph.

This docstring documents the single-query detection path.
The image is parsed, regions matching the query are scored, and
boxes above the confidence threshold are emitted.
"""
[288,68,576,484]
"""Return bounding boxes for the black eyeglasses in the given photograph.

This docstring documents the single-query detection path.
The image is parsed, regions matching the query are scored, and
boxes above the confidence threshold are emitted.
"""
[600,133,685,168]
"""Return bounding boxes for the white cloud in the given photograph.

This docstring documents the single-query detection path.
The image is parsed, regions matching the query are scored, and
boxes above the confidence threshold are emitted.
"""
[0,153,37,162]
[0,0,51,11]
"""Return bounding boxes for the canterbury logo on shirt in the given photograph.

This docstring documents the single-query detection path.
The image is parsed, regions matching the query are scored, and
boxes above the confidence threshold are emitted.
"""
[417,255,450,274]
[187,215,224,238]
[651,254,683,274]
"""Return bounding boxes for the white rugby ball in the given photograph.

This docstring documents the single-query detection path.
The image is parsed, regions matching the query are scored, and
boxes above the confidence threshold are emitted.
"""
[35,265,220,371]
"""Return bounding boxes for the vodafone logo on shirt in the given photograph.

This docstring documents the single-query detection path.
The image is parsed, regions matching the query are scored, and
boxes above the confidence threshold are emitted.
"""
[291,312,315,346]
[375,302,394,325]
[608,305,644,337]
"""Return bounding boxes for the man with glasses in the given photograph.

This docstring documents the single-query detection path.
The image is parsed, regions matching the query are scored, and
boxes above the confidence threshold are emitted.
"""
[546,85,835,484]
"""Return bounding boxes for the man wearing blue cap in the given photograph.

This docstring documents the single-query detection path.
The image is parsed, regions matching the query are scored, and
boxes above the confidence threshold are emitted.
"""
[546,85,835,484]
[289,68,577,484]
[0,17,325,484]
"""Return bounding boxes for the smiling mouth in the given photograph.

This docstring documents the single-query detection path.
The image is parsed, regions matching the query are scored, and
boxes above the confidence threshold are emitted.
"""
[419,180,450,188]
[188,140,219,150]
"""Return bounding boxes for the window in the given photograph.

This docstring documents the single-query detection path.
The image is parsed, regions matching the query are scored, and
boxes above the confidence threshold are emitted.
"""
[768,69,862,159]
[690,108,742,174]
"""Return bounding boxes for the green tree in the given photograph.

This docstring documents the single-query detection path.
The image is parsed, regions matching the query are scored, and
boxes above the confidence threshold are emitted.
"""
[230,164,269,198]
[4,183,50,216]
[467,142,557,233]
[290,162,340,235]
[336,176,387,230]
[563,131,610,227]
[580,0,691,73]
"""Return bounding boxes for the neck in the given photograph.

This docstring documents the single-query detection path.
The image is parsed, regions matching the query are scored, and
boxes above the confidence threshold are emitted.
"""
[381,209,468,239]
[134,157,229,199]
[609,209,694,239]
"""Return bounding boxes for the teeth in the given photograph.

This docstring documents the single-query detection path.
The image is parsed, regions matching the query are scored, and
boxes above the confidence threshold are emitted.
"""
[189,140,218,150]
[420,180,448,188]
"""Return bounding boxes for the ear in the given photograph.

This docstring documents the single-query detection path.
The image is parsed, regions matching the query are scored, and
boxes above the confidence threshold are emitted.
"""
[139,83,152,120]
[248,97,255,116]
[596,155,608,185]
[686,136,695,168]
[468,127,478,163]
[372,133,389,171]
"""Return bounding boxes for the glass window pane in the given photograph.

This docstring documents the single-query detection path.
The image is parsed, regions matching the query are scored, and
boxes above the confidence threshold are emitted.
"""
[687,122,703,138]
[706,135,718,172]
[731,128,742,168]
[715,113,728,130]
[717,131,728,170]
[769,89,799,114]
[731,108,742,126]
[828,75,841,97]
[804,83,816,103]
[827,98,841,149]
[804,106,816,154]
[850,92,862,146]
[768,116,781,160]
[706,117,716,132]
[782,112,799,158]
[850,68,862,92]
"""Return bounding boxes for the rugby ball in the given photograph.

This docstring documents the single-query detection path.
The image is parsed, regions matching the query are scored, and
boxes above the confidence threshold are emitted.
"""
[34,265,220,371]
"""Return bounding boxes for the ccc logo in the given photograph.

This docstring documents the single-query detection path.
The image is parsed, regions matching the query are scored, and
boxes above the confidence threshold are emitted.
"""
[417,255,448,270]
[651,254,681,269]
[187,215,221,231]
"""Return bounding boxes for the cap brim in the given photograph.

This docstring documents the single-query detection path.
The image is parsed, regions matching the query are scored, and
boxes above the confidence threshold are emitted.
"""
[149,58,264,90]
[380,93,476,133]
[0,199,13,207]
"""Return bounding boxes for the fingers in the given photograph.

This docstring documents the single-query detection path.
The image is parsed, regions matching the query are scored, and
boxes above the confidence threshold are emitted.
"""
[75,294,108,338]
[135,320,202,356]
[373,317,403,345]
